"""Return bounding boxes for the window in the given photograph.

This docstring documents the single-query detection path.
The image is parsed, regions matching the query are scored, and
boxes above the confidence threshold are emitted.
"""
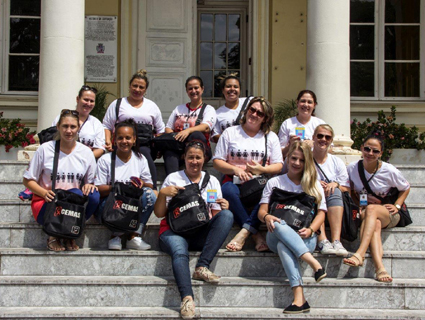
[197,3,248,101]
[350,0,424,100]
[1,0,40,94]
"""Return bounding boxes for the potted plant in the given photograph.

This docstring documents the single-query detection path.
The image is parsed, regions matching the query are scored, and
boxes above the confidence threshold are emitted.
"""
[272,99,298,133]
[89,84,115,122]
[350,106,425,162]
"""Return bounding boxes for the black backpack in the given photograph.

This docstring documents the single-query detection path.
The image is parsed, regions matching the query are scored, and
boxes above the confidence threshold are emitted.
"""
[167,172,211,235]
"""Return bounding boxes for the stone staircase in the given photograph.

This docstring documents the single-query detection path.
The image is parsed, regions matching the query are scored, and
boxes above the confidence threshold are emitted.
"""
[0,160,425,319]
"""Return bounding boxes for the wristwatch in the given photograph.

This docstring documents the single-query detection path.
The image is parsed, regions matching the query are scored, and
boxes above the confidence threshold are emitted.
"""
[395,204,401,211]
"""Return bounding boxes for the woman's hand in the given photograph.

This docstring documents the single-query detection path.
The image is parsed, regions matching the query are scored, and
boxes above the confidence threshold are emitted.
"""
[324,182,339,197]
[104,140,113,152]
[82,184,98,196]
[216,198,229,210]
[246,160,264,175]
[288,135,301,146]
[298,227,312,239]
[175,128,191,142]
[302,139,314,149]
[384,204,399,215]
[265,214,281,233]
[160,185,185,197]
[234,167,253,182]
[43,189,56,202]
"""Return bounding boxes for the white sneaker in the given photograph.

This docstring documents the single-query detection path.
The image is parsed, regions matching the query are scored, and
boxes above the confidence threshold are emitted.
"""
[318,239,336,254]
[333,240,348,257]
[126,236,151,250]
[108,236,122,251]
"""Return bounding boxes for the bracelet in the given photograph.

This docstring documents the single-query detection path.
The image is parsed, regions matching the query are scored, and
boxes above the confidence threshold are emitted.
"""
[263,214,270,223]
[333,181,340,188]
[308,227,315,238]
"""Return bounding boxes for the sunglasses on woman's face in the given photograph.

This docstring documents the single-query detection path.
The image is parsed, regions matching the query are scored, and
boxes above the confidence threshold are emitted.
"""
[316,133,332,141]
[248,106,265,118]
[80,85,98,94]
[363,146,381,154]
[61,109,79,117]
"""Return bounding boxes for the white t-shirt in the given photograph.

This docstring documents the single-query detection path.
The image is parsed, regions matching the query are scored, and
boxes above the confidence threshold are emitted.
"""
[23,141,96,190]
[212,97,251,138]
[161,170,222,217]
[315,154,350,187]
[347,161,410,198]
[213,125,283,170]
[278,116,326,147]
[103,97,165,133]
[52,115,105,150]
[260,174,327,211]
[165,103,216,132]
[95,151,153,186]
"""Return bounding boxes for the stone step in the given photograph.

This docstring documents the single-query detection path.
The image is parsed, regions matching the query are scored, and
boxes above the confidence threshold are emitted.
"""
[0,306,424,319]
[1,248,423,280]
[0,222,424,252]
[2,199,424,226]
[0,276,424,310]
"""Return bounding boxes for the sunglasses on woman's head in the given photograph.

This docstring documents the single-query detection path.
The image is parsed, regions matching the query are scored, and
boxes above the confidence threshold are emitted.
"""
[61,109,79,117]
[248,106,265,118]
[80,85,98,94]
[363,146,381,154]
[187,140,205,150]
[316,133,332,141]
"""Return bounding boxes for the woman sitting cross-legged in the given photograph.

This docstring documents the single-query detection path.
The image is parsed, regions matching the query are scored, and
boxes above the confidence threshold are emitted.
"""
[312,124,350,256]
[258,141,327,314]
[343,134,410,283]
[23,109,100,251]
[95,119,156,250]
[213,97,283,252]
[154,141,233,320]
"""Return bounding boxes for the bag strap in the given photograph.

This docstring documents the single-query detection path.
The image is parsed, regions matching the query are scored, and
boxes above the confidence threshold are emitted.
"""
[314,159,331,183]
[195,103,207,126]
[200,171,210,191]
[115,98,123,124]
[235,96,252,125]
[358,160,383,201]
[51,140,61,191]
[261,134,268,167]
[110,150,116,189]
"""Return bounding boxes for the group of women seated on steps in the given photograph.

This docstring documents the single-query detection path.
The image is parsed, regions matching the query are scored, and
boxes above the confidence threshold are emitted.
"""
[22,71,411,318]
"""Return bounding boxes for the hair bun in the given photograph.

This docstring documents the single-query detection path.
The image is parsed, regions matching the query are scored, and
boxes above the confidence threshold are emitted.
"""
[137,69,147,76]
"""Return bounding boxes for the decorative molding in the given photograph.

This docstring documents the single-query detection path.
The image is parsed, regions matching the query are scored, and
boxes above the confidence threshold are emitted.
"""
[146,0,187,33]
[146,38,186,67]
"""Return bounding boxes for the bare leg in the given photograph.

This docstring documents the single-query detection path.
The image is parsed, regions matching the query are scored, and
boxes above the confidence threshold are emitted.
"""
[328,206,343,242]
[300,252,322,272]
[317,222,327,242]
[292,286,306,306]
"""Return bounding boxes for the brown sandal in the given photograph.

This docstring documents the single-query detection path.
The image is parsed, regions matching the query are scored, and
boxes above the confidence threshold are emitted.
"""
[47,237,65,252]
[376,268,393,283]
[64,239,79,251]
[343,253,364,267]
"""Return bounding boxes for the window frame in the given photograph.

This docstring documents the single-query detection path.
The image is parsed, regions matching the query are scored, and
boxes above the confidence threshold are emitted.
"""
[197,4,249,103]
[1,0,40,95]
[350,0,425,101]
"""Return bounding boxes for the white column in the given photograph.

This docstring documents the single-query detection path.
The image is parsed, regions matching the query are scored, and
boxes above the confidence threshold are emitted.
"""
[306,0,353,151]
[38,0,85,131]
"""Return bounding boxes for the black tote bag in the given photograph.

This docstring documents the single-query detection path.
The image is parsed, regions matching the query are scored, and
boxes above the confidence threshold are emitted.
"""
[341,191,361,241]
[43,141,88,239]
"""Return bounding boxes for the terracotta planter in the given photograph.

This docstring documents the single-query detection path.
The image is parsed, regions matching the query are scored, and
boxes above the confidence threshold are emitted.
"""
[389,149,425,164]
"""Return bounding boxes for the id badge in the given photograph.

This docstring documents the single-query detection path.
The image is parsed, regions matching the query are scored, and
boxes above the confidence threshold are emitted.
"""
[207,189,217,203]
[183,122,190,130]
[295,127,305,140]
[360,191,368,206]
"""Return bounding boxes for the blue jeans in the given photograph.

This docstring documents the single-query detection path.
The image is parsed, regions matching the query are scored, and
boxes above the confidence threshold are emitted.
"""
[94,187,156,235]
[266,220,317,287]
[221,181,261,234]
[36,188,100,225]
[159,209,233,299]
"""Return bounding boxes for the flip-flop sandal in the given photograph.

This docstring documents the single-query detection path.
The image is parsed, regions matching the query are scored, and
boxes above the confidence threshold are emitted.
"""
[47,238,65,252]
[376,268,393,283]
[255,242,269,252]
[343,253,364,267]
[64,239,79,251]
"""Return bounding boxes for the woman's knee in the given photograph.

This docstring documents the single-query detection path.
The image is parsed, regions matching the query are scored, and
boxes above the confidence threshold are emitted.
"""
[216,209,234,225]
[222,182,239,197]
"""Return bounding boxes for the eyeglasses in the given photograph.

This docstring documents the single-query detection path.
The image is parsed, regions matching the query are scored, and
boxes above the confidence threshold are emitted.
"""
[61,109,79,117]
[80,85,98,94]
[316,133,332,141]
[363,146,381,154]
[186,140,205,150]
[248,106,265,118]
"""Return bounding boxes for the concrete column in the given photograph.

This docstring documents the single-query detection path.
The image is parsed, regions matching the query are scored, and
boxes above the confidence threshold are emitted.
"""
[306,0,354,152]
[38,0,85,130]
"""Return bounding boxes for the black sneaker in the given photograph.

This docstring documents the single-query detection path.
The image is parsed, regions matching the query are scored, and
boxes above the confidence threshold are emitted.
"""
[283,301,310,314]
[315,268,327,283]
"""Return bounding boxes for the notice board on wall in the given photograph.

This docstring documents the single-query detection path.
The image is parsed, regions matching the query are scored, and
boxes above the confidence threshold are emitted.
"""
[84,16,117,82]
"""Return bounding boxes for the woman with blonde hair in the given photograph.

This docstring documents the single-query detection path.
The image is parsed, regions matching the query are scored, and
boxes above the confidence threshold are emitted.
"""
[258,141,327,313]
